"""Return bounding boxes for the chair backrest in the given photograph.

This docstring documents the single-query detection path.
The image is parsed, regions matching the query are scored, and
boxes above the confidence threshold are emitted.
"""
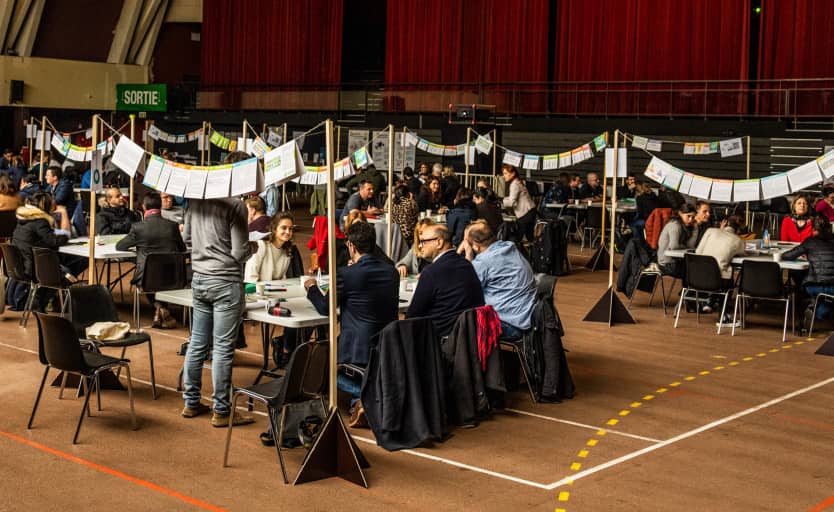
[281,340,330,404]
[1,242,30,282]
[68,285,119,337]
[35,312,87,372]
[32,247,65,288]
[739,260,784,298]
[684,253,724,291]
[0,210,17,239]
[140,253,187,292]
[586,206,603,228]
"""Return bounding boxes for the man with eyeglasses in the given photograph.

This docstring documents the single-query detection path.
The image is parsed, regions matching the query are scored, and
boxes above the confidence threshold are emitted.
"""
[406,224,484,337]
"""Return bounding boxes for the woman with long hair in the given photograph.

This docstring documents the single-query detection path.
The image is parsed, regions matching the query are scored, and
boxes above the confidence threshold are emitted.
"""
[783,216,834,328]
[0,173,21,211]
[396,218,436,277]
[656,203,698,278]
[473,186,504,233]
[781,193,814,242]
[390,184,419,245]
[244,212,303,283]
[417,176,445,212]
[501,164,536,241]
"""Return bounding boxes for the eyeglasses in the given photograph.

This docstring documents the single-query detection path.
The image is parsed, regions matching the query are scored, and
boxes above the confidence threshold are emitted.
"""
[418,237,438,245]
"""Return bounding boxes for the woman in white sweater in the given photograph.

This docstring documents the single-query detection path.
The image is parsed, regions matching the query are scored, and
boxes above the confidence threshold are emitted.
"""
[501,164,536,241]
[244,212,304,283]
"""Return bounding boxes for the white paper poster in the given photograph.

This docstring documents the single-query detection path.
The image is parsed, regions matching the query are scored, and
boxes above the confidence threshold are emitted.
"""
[403,132,419,147]
[231,158,258,196]
[143,155,165,189]
[353,146,373,168]
[817,150,834,179]
[236,137,255,154]
[147,125,161,141]
[646,140,663,152]
[662,167,684,190]
[165,165,189,197]
[443,146,457,157]
[204,166,232,199]
[760,173,790,200]
[559,152,572,168]
[156,163,173,192]
[394,133,416,171]
[503,151,522,167]
[416,139,429,152]
[522,155,539,170]
[266,127,283,148]
[643,156,667,184]
[719,137,744,158]
[36,129,52,151]
[425,143,444,156]
[184,169,209,199]
[787,160,822,192]
[632,136,648,149]
[51,133,66,154]
[90,150,103,193]
[334,157,355,181]
[733,179,760,202]
[603,148,627,178]
[709,179,733,203]
[466,144,476,166]
[688,175,712,200]
[542,154,559,170]
[678,173,694,196]
[264,141,304,186]
[26,123,36,139]
[475,134,493,154]
[111,136,145,178]
[347,130,369,157]
[372,131,389,170]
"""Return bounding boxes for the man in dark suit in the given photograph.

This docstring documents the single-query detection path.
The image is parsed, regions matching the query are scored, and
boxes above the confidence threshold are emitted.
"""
[116,191,186,326]
[305,221,399,425]
[407,225,484,337]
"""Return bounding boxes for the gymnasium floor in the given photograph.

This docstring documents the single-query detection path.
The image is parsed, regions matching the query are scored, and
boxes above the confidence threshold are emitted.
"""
[1,207,833,512]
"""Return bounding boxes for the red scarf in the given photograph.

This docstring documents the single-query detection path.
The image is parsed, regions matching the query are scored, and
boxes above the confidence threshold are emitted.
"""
[476,305,502,371]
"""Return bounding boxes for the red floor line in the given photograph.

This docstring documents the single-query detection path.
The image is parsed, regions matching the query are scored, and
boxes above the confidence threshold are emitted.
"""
[0,431,228,512]
[809,494,834,512]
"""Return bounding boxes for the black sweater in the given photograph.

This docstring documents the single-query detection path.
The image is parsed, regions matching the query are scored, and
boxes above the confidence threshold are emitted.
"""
[782,236,834,285]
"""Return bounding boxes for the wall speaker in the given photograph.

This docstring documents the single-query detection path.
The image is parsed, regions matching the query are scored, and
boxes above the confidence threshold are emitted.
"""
[9,80,23,103]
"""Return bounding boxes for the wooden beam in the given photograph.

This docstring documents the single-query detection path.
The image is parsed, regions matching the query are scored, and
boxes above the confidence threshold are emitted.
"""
[107,0,143,64]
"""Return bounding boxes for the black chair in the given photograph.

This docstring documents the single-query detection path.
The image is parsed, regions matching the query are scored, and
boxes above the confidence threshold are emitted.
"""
[69,285,157,399]
[223,340,329,484]
[132,252,188,331]
[808,291,834,337]
[28,313,137,444]
[1,243,37,326]
[674,253,733,333]
[0,209,17,240]
[627,264,668,315]
[732,260,793,342]
[32,247,71,316]
[581,206,603,250]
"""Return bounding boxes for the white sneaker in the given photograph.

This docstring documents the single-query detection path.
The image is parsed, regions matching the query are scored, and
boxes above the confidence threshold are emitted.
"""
[716,318,742,328]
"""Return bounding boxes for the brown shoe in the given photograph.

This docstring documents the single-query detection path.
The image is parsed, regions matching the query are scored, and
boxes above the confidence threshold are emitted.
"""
[348,401,368,428]
[211,411,255,428]
[181,402,211,418]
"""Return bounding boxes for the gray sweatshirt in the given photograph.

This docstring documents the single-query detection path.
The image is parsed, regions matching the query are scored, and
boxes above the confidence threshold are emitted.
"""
[657,220,698,266]
[184,198,251,281]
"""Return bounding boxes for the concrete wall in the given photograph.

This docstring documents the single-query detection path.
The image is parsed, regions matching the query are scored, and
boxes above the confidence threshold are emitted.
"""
[0,56,148,110]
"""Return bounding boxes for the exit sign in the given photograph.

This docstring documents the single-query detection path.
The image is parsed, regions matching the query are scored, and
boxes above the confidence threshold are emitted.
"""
[116,83,167,112]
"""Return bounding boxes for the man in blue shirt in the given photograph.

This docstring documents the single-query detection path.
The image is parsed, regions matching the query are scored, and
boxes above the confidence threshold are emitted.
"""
[460,220,536,338]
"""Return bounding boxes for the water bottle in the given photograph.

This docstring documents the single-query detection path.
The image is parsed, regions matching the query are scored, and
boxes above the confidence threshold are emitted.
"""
[762,228,770,249]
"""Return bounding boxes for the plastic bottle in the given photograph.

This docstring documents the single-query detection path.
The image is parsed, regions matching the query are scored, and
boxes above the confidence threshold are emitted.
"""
[762,228,770,249]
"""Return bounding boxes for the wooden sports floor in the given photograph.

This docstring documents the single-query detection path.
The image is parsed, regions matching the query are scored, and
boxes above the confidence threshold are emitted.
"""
[1,206,833,512]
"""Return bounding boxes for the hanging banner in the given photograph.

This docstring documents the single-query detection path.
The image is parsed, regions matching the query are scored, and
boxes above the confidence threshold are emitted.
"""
[787,160,822,191]
[710,179,733,203]
[231,158,258,196]
[204,165,232,199]
[733,179,760,202]
[761,173,790,200]
[688,175,712,200]
[90,149,104,192]
[394,133,416,171]
[475,133,493,154]
[632,136,648,150]
[209,130,231,150]
[334,157,356,181]
[266,127,283,148]
[593,133,607,152]
[347,130,369,157]
[542,154,559,170]
[353,146,373,168]
[371,130,389,170]
[719,138,744,158]
[604,148,628,178]
[143,155,165,190]
[522,154,540,171]
[111,136,145,177]
[264,140,305,186]
[662,166,684,190]
[818,149,834,179]
[502,150,522,167]
[646,140,663,152]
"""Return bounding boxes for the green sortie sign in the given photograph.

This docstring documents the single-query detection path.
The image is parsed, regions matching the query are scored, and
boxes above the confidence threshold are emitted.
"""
[116,83,167,112]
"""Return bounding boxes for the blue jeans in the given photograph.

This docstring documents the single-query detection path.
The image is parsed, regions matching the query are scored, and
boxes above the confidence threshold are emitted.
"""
[183,273,244,415]
[805,284,834,319]
[337,374,362,406]
[500,321,524,340]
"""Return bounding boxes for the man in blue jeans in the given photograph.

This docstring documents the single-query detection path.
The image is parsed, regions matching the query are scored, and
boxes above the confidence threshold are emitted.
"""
[181,151,253,427]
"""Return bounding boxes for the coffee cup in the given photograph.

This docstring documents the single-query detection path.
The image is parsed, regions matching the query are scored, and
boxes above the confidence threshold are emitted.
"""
[773,251,782,262]
[587,199,593,206]
[574,199,580,205]
[255,283,265,296]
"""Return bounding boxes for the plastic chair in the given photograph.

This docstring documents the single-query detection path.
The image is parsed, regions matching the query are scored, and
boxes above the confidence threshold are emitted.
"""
[132,252,188,331]
[28,313,137,444]
[223,340,329,484]
[69,285,157,399]
[674,253,733,334]
[731,260,793,342]
[627,265,668,315]
[1,243,37,326]
[808,291,834,337]
[32,247,71,316]
[581,206,603,250]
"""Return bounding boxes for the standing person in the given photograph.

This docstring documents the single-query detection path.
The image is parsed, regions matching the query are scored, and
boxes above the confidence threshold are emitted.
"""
[181,151,253,427]
[390,185,419,246]
[780,194,814,243]
[501,165,536,242]
[816,186,834,222]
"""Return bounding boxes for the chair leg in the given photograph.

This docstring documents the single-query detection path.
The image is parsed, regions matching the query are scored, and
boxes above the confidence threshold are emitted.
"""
[275,405,289,484]
[95,374,102,412]
[695,291,700,323]
[674,288,686,328]
[716,291,730,335]
[148,340,157,400]
[809,294,822,337]
[647,274,659,307]
[732,294,741,337]
[58,371,68,399]
[73,377,94,444]
[122,365,137,429]
[782,299,790,343]
[658,275,668,316]
[21,283,38,327]
[27,366,50,429]
[223,392,240,467]
[514,346,537,404]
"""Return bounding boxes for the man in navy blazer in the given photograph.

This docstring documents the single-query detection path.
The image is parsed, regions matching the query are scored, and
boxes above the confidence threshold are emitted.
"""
[406,225,484,337]
[306,221,399,405]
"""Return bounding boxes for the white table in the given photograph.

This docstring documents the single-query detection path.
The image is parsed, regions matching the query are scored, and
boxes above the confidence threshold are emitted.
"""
[664,248,809,271]
[59,235,135,259]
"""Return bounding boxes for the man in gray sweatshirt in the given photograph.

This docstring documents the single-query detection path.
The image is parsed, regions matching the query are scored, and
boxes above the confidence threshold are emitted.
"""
[181,154,253,427]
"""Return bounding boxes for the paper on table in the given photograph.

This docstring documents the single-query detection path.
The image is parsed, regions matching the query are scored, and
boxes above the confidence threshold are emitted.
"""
[143,155,165,189]
[787,160,822,192]
[709,179,733,203]
[816,149,834,179]
[522,154,539,170]
[542,154,559,170]
[760,173,790,200]
[184,169,209,199]
[111,136,145,178]
[732,179,760,202]
[688,175,712,199]
[165,165,189,197]
[678,173,694,195]
[503,151,522,167]
[662,166,684,190]
[204,165,232,199]
[231,158,257,196]
[720,137,744,158]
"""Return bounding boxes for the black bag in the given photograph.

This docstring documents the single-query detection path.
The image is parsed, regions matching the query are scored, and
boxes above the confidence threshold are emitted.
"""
[280,399,326,448]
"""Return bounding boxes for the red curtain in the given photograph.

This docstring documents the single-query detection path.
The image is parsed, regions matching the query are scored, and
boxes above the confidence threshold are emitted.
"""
[554,0,750,116]
[201,0,344,87]
[757,0,834,116]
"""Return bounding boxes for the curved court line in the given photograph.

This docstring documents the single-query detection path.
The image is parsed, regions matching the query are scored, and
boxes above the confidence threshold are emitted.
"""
[808,493,834,512]
[0,431,227,512]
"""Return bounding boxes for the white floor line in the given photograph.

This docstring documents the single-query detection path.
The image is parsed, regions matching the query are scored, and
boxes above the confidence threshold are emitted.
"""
[506,408,662,443]
[0,341,36,355]
[543,375,834,490]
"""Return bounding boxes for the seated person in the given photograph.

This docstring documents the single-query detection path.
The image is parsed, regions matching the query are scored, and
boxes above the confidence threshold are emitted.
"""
[473,187,503,234]
[160,192,185,226]
[781,193,814,243]
[115,191,187,327]
[782,216,834,327]
[390,185,419,246]
[305,221,399,426]
[656,204,698,278]
[0,172,21,211]
[306,215,346,273]
[96,186,140,235]
[244,212,303,283]
[245,196,270,233]
[459,220,536,338]
[18,173,42,202]
[417,176,446,213]
[446,187,477,247]
[406,224,484,337]
[816,186,834,222]
[618,175,638,199]
[343,180,383,219]
[694,200,713,244]
[44,166,76,215]
[396,219,435,277]
[695,215,747,323]
[578,172,603,201]
[632,182,661,241]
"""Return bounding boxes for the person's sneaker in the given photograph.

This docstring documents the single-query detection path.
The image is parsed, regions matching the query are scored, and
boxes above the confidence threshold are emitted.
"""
[701,304,713,314]
[716,316,742,328]
[211,411,255,428]
[181,402,211,418]
[347,401,368,428]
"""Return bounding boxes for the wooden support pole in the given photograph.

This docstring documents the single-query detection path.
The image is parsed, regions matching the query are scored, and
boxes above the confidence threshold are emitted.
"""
[39,116,46,182]
[746,135,751,227]
[129,114,135,210]
[282,123,288,211]
[387,125,394,257]
[607,131,620,287]
[465,127,472,187]
[88,115,98,285]
[325,119,338,408]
